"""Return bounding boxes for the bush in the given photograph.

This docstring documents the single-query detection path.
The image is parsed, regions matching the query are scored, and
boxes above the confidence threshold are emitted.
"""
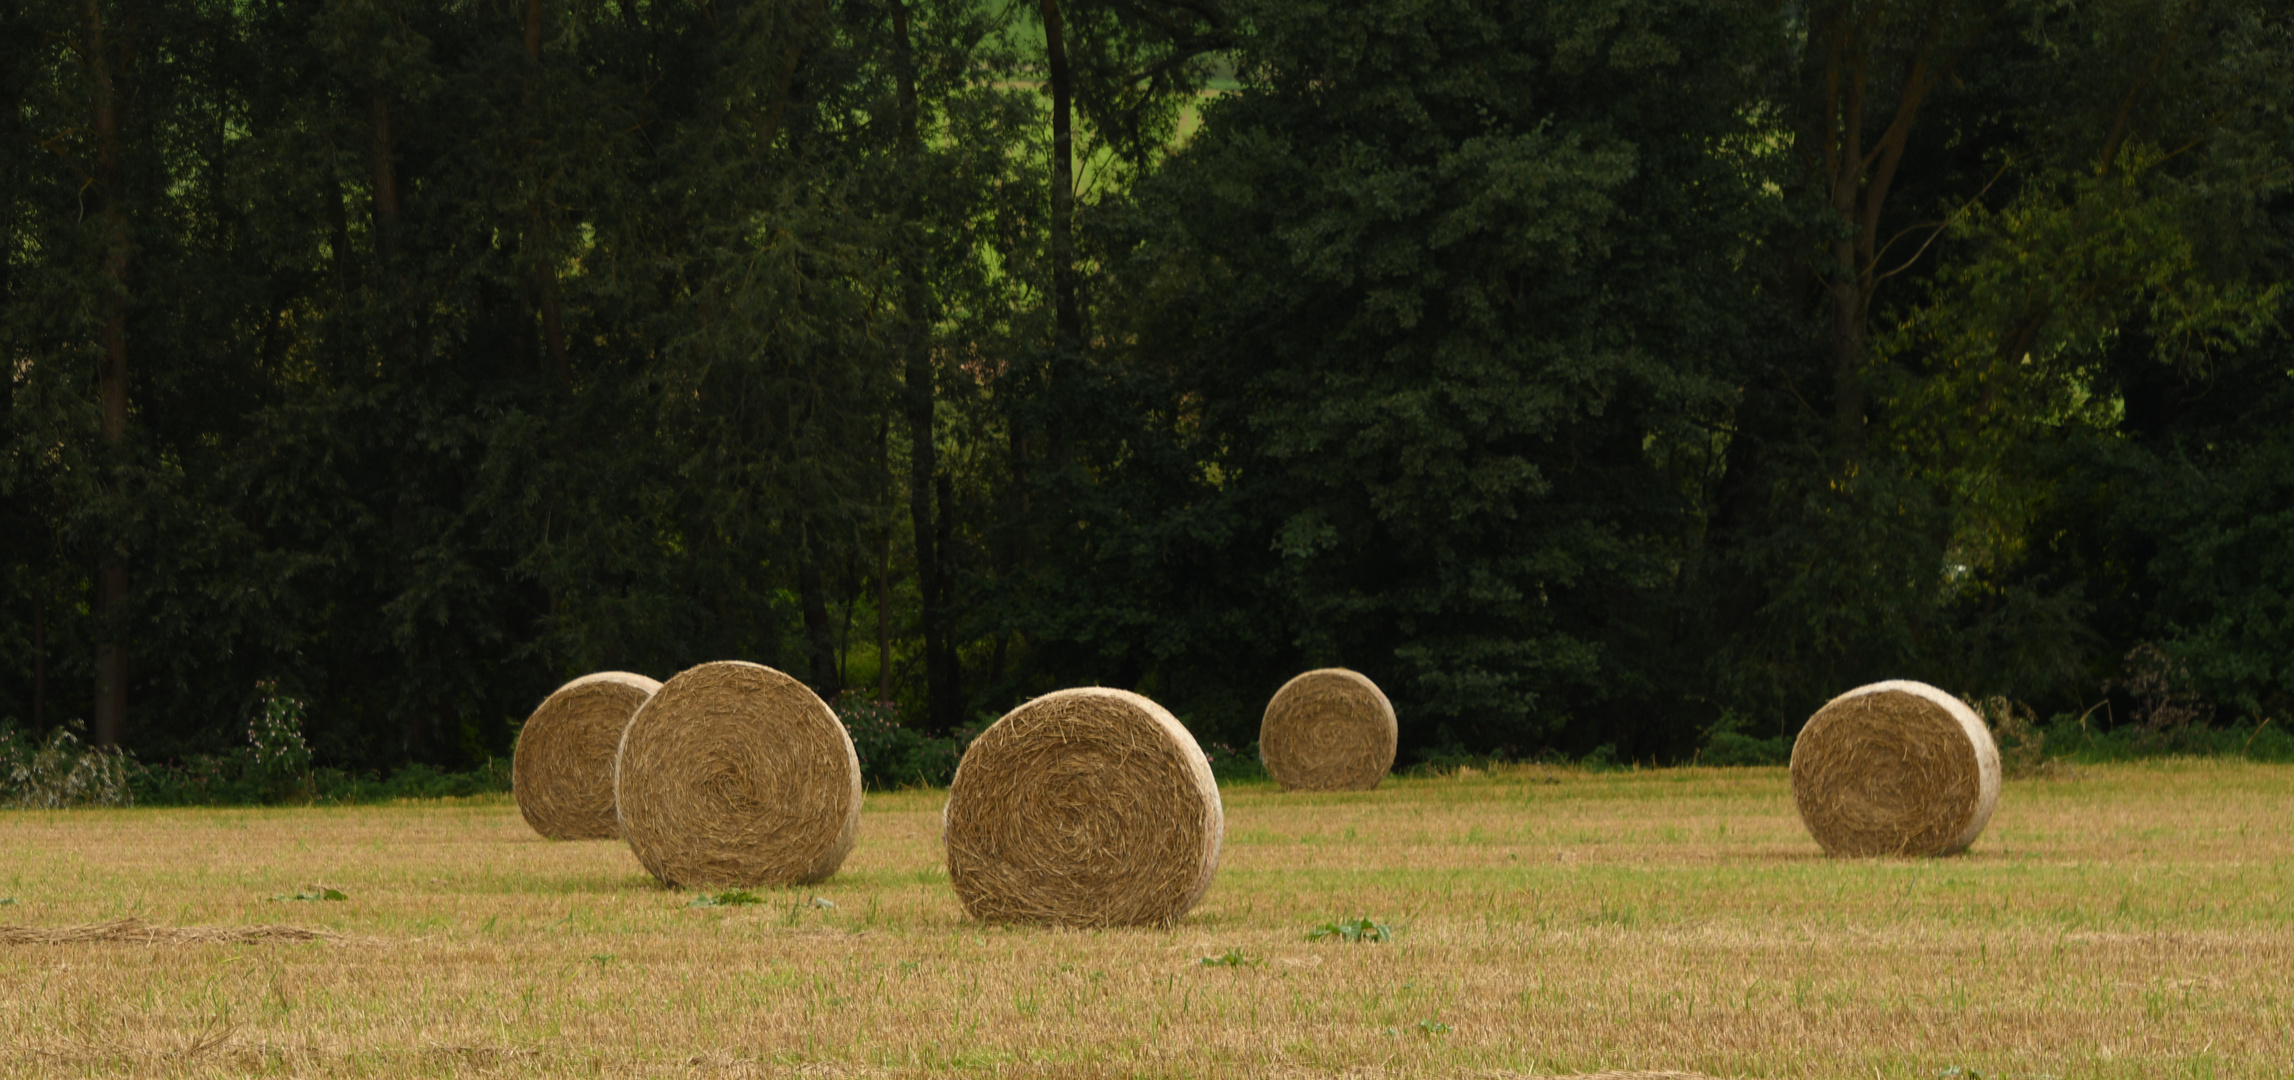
[836,699,971,790]
[0,720,134,808]
[1201,740,1267,783]
[1697,711,1789,766]
[124,683,512,807]
[2036,713,2294,764]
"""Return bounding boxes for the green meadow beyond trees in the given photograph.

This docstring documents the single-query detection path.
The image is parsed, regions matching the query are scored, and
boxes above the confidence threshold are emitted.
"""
[2,0,2289,776]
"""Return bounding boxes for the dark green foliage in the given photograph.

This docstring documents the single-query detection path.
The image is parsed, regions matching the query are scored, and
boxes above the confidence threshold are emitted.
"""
[129,755,511,807]
[1,0,2288,790]
[1050,0,1792,758]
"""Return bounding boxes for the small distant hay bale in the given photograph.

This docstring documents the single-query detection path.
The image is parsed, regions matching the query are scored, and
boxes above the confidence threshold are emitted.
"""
[1258,667,1397,792]
[943,687,1223,927]
[513,672,661,840]
[1791,679,2002,857]
[614,661,861,889]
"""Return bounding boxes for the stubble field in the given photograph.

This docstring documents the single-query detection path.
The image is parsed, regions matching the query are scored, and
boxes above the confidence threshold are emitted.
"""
[1,761,2289,1078]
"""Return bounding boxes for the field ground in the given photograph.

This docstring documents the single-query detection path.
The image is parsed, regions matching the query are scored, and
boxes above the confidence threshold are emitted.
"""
[2,761,2290,1078]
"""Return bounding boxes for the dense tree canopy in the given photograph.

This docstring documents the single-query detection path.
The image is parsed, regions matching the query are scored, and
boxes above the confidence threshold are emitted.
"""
[2,0,2288,771]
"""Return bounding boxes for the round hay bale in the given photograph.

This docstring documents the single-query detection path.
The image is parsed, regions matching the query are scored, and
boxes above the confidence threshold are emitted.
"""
[942,687,1223,927]
[1258,667,1397,791]
[614,661,861,889]
[1791,679,2002,857]
[513,671,661,840]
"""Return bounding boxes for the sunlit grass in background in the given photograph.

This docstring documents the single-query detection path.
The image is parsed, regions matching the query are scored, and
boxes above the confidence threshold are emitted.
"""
[2,761,2289,1077]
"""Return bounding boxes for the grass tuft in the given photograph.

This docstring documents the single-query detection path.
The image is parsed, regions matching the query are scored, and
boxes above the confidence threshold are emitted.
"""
[1307,916,1392,943]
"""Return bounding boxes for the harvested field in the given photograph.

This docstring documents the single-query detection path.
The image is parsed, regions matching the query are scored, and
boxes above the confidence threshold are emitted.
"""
[1,760,2289,1078]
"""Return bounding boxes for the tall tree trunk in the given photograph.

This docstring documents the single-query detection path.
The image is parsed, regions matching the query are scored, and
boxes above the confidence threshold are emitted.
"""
[1040,0,1080,350]
[371,88,400,262]
[86,0,129,748]
[892,0,961,730]
[524,0,571,393]
[798,524,841,701]
[327,159,356,296]
[368,84,430,756]
[1804,0,1945,459]
[32,595,47,730]
[876,421,893,701]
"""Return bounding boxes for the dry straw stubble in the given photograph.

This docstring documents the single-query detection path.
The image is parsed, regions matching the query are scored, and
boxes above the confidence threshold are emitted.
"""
[943,687,1223,927]
[512,672,661,840]
[1791,679,2001,857]
[1258,667,1397,791]
[614,661,861,889]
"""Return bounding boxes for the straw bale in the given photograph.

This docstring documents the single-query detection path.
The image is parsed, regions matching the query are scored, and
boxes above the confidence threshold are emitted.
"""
[1258,667,1397,791]
[1791,679,2002,857]
[942,687,1223,927]
[614,661,861,889]
[513,671,661,840]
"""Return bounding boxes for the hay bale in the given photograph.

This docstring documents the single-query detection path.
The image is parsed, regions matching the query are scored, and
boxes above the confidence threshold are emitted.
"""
[1791,679,2001,857]
[614,661,861,889]
[942,687,1223,927]
[1258,667,1397,791]
[513,671,661,840]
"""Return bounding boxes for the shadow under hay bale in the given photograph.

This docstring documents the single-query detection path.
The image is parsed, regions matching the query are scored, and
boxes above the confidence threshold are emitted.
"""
[513,671,661,840]
[614,661,861,889]
[943,687,1223,928]
[1258,667,1397,792]
[1791,679,2001,857]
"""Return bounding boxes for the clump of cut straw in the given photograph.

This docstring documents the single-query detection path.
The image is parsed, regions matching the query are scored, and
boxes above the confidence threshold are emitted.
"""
[1258,668,1397,792]
[0,918,342,946]
[513,672,661,840]
[1791,679,2001,857]
[942,687,1223,928]
[615,661,861,889]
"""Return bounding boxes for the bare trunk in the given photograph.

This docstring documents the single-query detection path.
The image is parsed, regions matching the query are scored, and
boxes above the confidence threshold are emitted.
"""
[371,88,400,261]
[327,161,356,295]
[95,567,127,745]
[932,471,959,722]
[32,595,47,730]
[893,0,960,730]
[524,0,571,393]
[799,525,841,701]
[86,0,129,747]
[368,85,429,757]
[876,423,893,701]
[877,528,892,700]
[1829,266,1866,454]
[1807,0,1946,460]
[1041,0,1080,349]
